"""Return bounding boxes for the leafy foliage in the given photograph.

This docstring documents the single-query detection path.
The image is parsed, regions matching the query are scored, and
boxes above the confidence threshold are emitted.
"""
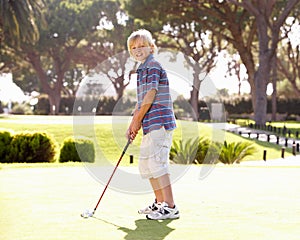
[218,141,256,164]
[7,131,58,163]
[0,0,44,45]
[195,137,218,164]
[0,129,13,162]
[59,137,95,163]
[170,137,199,164]
[170,137,256,165]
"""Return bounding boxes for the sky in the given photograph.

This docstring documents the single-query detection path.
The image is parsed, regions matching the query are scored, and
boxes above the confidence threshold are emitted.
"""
[0,59,250,104]
[0,73,28,103]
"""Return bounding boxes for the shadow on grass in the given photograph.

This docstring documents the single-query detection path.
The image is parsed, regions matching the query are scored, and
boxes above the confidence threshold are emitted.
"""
[118,219,175,240]
[93,217,175,240]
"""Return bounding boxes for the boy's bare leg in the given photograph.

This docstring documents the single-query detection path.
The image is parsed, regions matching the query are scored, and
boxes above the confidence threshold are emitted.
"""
[150,174,175,208]
[149,178,163,203]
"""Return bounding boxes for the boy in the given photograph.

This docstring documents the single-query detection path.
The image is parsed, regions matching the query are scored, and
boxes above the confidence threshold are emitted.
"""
[126,29,179,220]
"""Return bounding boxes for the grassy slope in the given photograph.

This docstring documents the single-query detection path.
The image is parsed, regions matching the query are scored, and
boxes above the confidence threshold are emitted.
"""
[0,115,293,165]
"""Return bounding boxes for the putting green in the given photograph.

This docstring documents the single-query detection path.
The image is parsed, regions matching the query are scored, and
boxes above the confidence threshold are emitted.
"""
[1,164,300,240]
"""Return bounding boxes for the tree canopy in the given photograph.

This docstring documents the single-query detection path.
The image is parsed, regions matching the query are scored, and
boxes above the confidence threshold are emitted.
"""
[0,0,299,122]
[125,0,300,124]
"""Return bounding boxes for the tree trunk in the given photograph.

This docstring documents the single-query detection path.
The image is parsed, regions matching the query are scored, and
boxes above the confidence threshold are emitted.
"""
[48,92,61,115]
[271,55,277,121]
[114,75,126,101]
[49,71,64,115]
[190,86,199,121]
[27,51,65,115]
[254,14,271,126]
[190,63,201,121]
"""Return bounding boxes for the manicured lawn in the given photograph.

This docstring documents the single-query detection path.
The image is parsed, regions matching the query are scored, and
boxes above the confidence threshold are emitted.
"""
[236,119,300,138]
[1,164,300,240]
[0,115,292,164]
[1,115,299,239]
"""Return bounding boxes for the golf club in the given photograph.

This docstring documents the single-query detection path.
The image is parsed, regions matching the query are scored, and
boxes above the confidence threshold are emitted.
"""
[81,139,131,219]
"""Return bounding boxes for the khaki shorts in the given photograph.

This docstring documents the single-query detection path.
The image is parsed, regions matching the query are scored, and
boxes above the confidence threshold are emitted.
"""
[138,127,173,179]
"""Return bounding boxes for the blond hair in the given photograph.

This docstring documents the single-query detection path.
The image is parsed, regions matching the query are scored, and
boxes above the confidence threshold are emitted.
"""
[127,29,157,56]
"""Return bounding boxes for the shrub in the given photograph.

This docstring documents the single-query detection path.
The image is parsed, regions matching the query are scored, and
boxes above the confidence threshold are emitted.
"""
[195,137,212,164]
[218,141,256,164]
[11,103,33,115]
[0,129,14,163]
[170,138,256,165]
[59,137,95,163]
[35,94,50,115]
[8,131,57,163]
[170,138,200,164]
[170,137,221,164]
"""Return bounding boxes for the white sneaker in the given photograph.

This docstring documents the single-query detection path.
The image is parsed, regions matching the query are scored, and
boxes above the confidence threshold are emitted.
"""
[146,202,180,220]
[138,201,161,214]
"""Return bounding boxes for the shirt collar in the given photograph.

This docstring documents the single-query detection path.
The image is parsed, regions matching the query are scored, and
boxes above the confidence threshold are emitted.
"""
[137,54,154,71]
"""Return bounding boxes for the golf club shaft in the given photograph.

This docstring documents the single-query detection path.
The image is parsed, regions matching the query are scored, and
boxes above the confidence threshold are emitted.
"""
[93,139,131,213]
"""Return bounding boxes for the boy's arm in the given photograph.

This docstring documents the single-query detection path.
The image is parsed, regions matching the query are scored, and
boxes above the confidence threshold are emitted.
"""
[134,88,157,122]
[126,103,138,140]
[128,89,157,139]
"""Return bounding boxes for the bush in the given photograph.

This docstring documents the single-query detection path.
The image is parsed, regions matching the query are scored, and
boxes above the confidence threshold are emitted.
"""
[7,131,57,163]
[170,138,256,165]
[170,138,199,164]
[11,102,33,115]
[170,137,213,164]
[195,137,214,164]
[218,141,256,164]
[0,129,14,163]
[59,137,95,163]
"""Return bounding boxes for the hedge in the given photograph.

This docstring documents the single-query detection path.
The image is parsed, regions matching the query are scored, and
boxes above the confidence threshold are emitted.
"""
[6,131,58,163]
[0,129,14,163]
[223,97,300,115]
[59,137,95,163]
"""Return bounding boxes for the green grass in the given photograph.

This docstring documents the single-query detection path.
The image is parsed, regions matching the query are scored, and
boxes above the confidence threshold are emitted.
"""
[1,117,300,240]
[1,165,300,240]
[268,121,300,138]
[235,119,300,138]
[0,115,293,165]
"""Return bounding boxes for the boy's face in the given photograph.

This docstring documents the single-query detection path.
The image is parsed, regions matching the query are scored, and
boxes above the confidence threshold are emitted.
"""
[130,37,152,63]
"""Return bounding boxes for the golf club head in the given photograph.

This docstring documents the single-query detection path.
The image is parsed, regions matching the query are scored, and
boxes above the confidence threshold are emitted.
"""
[80,210,94,219]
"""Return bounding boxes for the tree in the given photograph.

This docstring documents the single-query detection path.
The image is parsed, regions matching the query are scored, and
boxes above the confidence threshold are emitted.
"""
[226,54,247,96]
[161,26,220,120]
[0,0,44,73]
[85,11,137,101]
[227,0,300,124]
[277,16,300,98]
[0,0,43,45]
[3,0,137,113]
[125,0,221,120]
[172,0,299,124]
[3,0,120,114]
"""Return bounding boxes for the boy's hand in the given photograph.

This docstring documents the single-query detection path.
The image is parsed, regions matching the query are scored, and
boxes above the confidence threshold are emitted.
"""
[126,117,141,142]
[130,118,141,136]
[126,128,137,142]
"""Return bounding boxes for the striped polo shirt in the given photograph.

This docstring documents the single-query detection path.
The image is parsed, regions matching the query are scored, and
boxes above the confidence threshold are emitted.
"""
[136,54,176,135]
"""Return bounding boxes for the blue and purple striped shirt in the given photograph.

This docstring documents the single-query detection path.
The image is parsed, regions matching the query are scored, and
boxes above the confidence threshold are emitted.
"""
[136,54,176,135]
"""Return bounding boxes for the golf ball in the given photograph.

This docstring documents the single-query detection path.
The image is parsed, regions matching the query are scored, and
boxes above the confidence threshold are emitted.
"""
[81,210,90,218]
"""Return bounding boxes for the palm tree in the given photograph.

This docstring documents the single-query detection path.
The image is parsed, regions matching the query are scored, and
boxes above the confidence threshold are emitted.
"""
[218,141,256,164]
[170,137,200,164]
[0,0,43,45]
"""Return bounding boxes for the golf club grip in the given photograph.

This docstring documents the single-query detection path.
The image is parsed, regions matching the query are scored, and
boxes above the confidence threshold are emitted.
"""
[122,139,131,155]
[93,139,131,212]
